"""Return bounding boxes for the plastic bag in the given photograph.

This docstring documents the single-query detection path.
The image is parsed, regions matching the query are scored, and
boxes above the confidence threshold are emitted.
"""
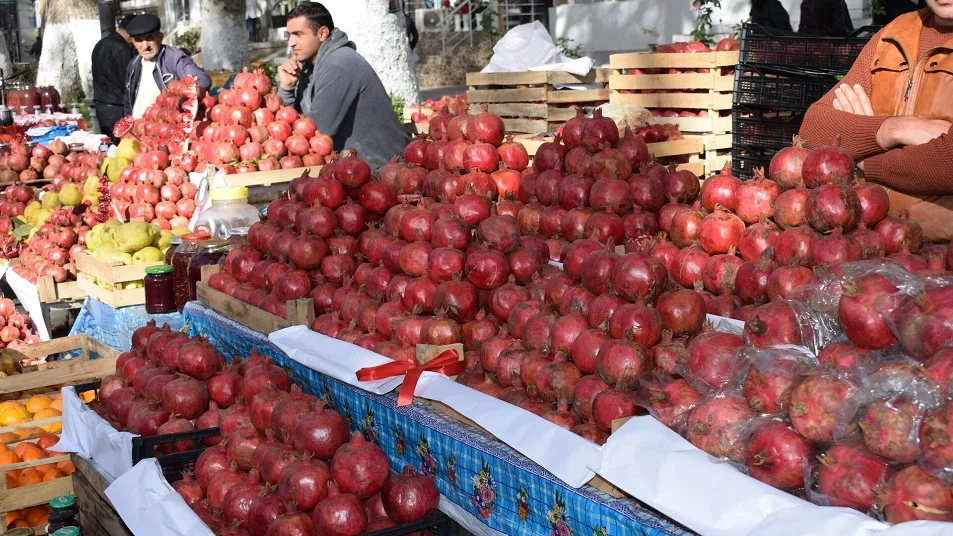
[634,372,702,433]
[740,417,816,492]
[832,356,942,464]
[684,389,755,463]
[793,259,920,319]
[886,281,953,360]
[740,299,836,356]
[740,346,818,416]
[805,441,891,512]
[484,21,557,73]
[597,103,653,132]
[677,329,746,393]
[788,369,859,444]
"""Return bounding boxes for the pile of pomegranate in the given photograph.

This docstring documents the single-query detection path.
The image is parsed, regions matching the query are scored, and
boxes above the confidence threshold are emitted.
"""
[407,94,468,127]
[204,100,953,525]
[108,156,198,228]
[0,297,40,346]
[93,322,440,534]
[10,207,87,283]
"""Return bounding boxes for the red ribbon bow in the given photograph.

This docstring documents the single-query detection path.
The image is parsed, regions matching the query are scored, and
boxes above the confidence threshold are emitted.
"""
[356,349,465,406]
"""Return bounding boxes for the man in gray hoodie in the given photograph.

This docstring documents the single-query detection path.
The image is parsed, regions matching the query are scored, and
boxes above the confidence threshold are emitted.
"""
[277,2,408,171]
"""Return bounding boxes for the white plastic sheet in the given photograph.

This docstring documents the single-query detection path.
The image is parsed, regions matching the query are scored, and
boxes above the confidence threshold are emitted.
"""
[4,267,50,340]
[598,417,953,536]
[105,458,215,536]
[269,325,406,394]
[482,21,594,76]
[51,386,136,481]
[268,326,601,488]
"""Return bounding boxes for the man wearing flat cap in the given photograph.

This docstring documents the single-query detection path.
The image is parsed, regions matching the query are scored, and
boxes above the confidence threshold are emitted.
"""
[123,13,211,119]
[93,14,135,143]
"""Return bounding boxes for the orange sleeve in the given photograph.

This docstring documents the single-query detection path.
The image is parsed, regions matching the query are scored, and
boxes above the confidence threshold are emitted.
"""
[798,29,891,161]
[862,127,953,195]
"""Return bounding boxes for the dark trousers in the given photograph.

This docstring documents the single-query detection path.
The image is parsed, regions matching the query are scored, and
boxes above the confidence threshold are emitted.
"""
[96,103,125,145]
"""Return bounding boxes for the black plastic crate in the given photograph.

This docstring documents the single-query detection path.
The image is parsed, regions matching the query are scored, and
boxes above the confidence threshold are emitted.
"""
[739,23,880,76]
[732,109,805,152]
[733,65,840,112]
[131,427,222,483]
[732,144,775,180]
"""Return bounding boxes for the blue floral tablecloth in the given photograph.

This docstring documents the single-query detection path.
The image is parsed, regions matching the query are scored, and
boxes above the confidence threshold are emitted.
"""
[177,302,693,536]
[69,297,184,352]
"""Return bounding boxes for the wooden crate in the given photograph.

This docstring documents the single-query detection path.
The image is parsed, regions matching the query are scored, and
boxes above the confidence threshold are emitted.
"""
[220,165,323,188]
[36,276,84,304]
[466,70,609,134]
[74,250,166,308]
[608,51,739,134]
[514,133,731,177]
[71,453,132,536]
[0,334,118,398]
[197,265,314,335]
[0,452,73,524]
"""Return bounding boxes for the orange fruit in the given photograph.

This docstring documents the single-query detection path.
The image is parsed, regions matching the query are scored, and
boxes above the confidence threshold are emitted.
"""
[41,468,65,481]
[20,448,46,463]
[0,450,20,465]
[48,398,63,412]
[25,511,46,526]
[4,510,19,524]
[5,472,16,489]
[25,394,52,414]
[0,406,30,426]
[56,460,75,475]
[0,432,16,444]
[35,434,59,452]
[13,427,43,440]
[10,518,29,528]
[0,400,22,412]
[13,441,36,458]
[17,468,41,486]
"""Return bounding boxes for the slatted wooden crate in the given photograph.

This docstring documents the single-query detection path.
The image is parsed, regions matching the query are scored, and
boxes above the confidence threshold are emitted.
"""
[466,70,610,134]
[197,265,314,335]
[36,276,84,304]
[608,51,739,134]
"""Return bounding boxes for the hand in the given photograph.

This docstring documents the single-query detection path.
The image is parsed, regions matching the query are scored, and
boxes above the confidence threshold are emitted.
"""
[278,59,301,91]
[877,116,953,149]
[832,83,874,116]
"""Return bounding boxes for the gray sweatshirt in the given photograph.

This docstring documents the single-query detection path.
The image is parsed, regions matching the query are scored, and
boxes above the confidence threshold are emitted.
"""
[279,29,408,171]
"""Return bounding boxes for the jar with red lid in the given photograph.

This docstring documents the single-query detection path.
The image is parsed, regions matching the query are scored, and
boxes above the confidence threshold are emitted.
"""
[170,232,210,311]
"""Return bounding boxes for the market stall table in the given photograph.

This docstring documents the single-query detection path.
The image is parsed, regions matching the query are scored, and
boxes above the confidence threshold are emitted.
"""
[68,296,184,351]
[171,301,691,536]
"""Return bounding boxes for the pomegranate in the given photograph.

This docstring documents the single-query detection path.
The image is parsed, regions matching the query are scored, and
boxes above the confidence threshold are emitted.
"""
[580,108,619,152]
[683,331,745,389]
[874,465,953,523]
[854,179,890,227]
[802,137,855,188]
[698,208,745,255]
[838,273,901,349]
[700,163,741,212]
[686,394,752,462]
[330,432,391,499]
[294,409,349,460]
[736,169,780,224]
[381,466,440,523]
[637,376,701,429]
[817,443,891,511]
[769,136,809,189]
[808,228,863,267]
[789,374,854,442]
[277,458,331,511]
[745,421,813,490]
[875,209,923,255]
[806,184,862,232]
[656,290,706,336]
[592,388,640,433]
[743,301,803,348]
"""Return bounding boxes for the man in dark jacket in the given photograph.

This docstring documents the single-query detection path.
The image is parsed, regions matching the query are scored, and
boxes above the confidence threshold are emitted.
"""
[123,14,211,118]
[92,14,135,142]
[277,2,407,171]
[799,0,855,37]
[751,0,793,32]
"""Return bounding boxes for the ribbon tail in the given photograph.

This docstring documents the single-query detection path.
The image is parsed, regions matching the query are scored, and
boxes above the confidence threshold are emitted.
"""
[397,368,424,407]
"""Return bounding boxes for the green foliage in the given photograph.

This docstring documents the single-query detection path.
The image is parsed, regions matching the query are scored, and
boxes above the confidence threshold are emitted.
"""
[864,0,886,17]
[14,63,37,86]
[176,28,201,53]
[555,37,584,60]
[390,93,405,121]
[690,0,721,47]
[78,102,92,127]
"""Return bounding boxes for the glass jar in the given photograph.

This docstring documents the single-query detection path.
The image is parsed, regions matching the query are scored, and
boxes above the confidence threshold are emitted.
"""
[193,186,261,240]
[171,232,211,311]
[46,495,79,534]
[52,527,80,536]
[39,86,59,110]
[19,87,40,111]
[165,235,182,265]
[5,529,35,536]
[187,241,228,303]
[144,265,175,314]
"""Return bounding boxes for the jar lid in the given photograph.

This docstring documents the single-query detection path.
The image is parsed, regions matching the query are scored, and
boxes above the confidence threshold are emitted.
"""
[145,265,173,275]
[50,495,75,508]
[3,528,35,536]
[181,232,211,242]
[209,186,249,201]
[52,528,80,536]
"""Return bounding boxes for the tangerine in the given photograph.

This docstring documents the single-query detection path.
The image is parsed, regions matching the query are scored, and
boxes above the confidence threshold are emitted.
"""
[12,442,36,458]
[16,468,41,486]
[25,394,52,414]
[41,468,65,481]
[56,460,75,475]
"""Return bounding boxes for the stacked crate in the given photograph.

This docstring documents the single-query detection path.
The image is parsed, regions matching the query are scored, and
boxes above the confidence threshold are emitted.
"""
[608,50,739,175]
[465,70,609,134]
[731,24,877,179]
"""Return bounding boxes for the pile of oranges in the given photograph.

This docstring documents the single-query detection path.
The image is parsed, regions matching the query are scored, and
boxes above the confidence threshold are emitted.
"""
[0,393,64,439]
[0,432,74,529]
[4,504,51,529]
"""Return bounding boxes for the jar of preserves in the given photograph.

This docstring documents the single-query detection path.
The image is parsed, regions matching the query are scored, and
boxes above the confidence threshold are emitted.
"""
[46,495,79,534]
[165,235,182,265]
[39,86,60,110]
[144,265,175,314]
[19,87,40,111]
[170,232,211,311]
[187,240,228,303]
[193,186,261,240]
[51,528,80,536]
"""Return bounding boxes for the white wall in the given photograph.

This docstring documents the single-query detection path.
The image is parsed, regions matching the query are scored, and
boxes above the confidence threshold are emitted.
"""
[552,0,871,60]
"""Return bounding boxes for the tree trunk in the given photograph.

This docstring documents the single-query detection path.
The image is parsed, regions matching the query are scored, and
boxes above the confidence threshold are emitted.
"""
[200,0,249,71]
[320,0,420,105]
[37,0,98,102]
[0,31,13,77]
